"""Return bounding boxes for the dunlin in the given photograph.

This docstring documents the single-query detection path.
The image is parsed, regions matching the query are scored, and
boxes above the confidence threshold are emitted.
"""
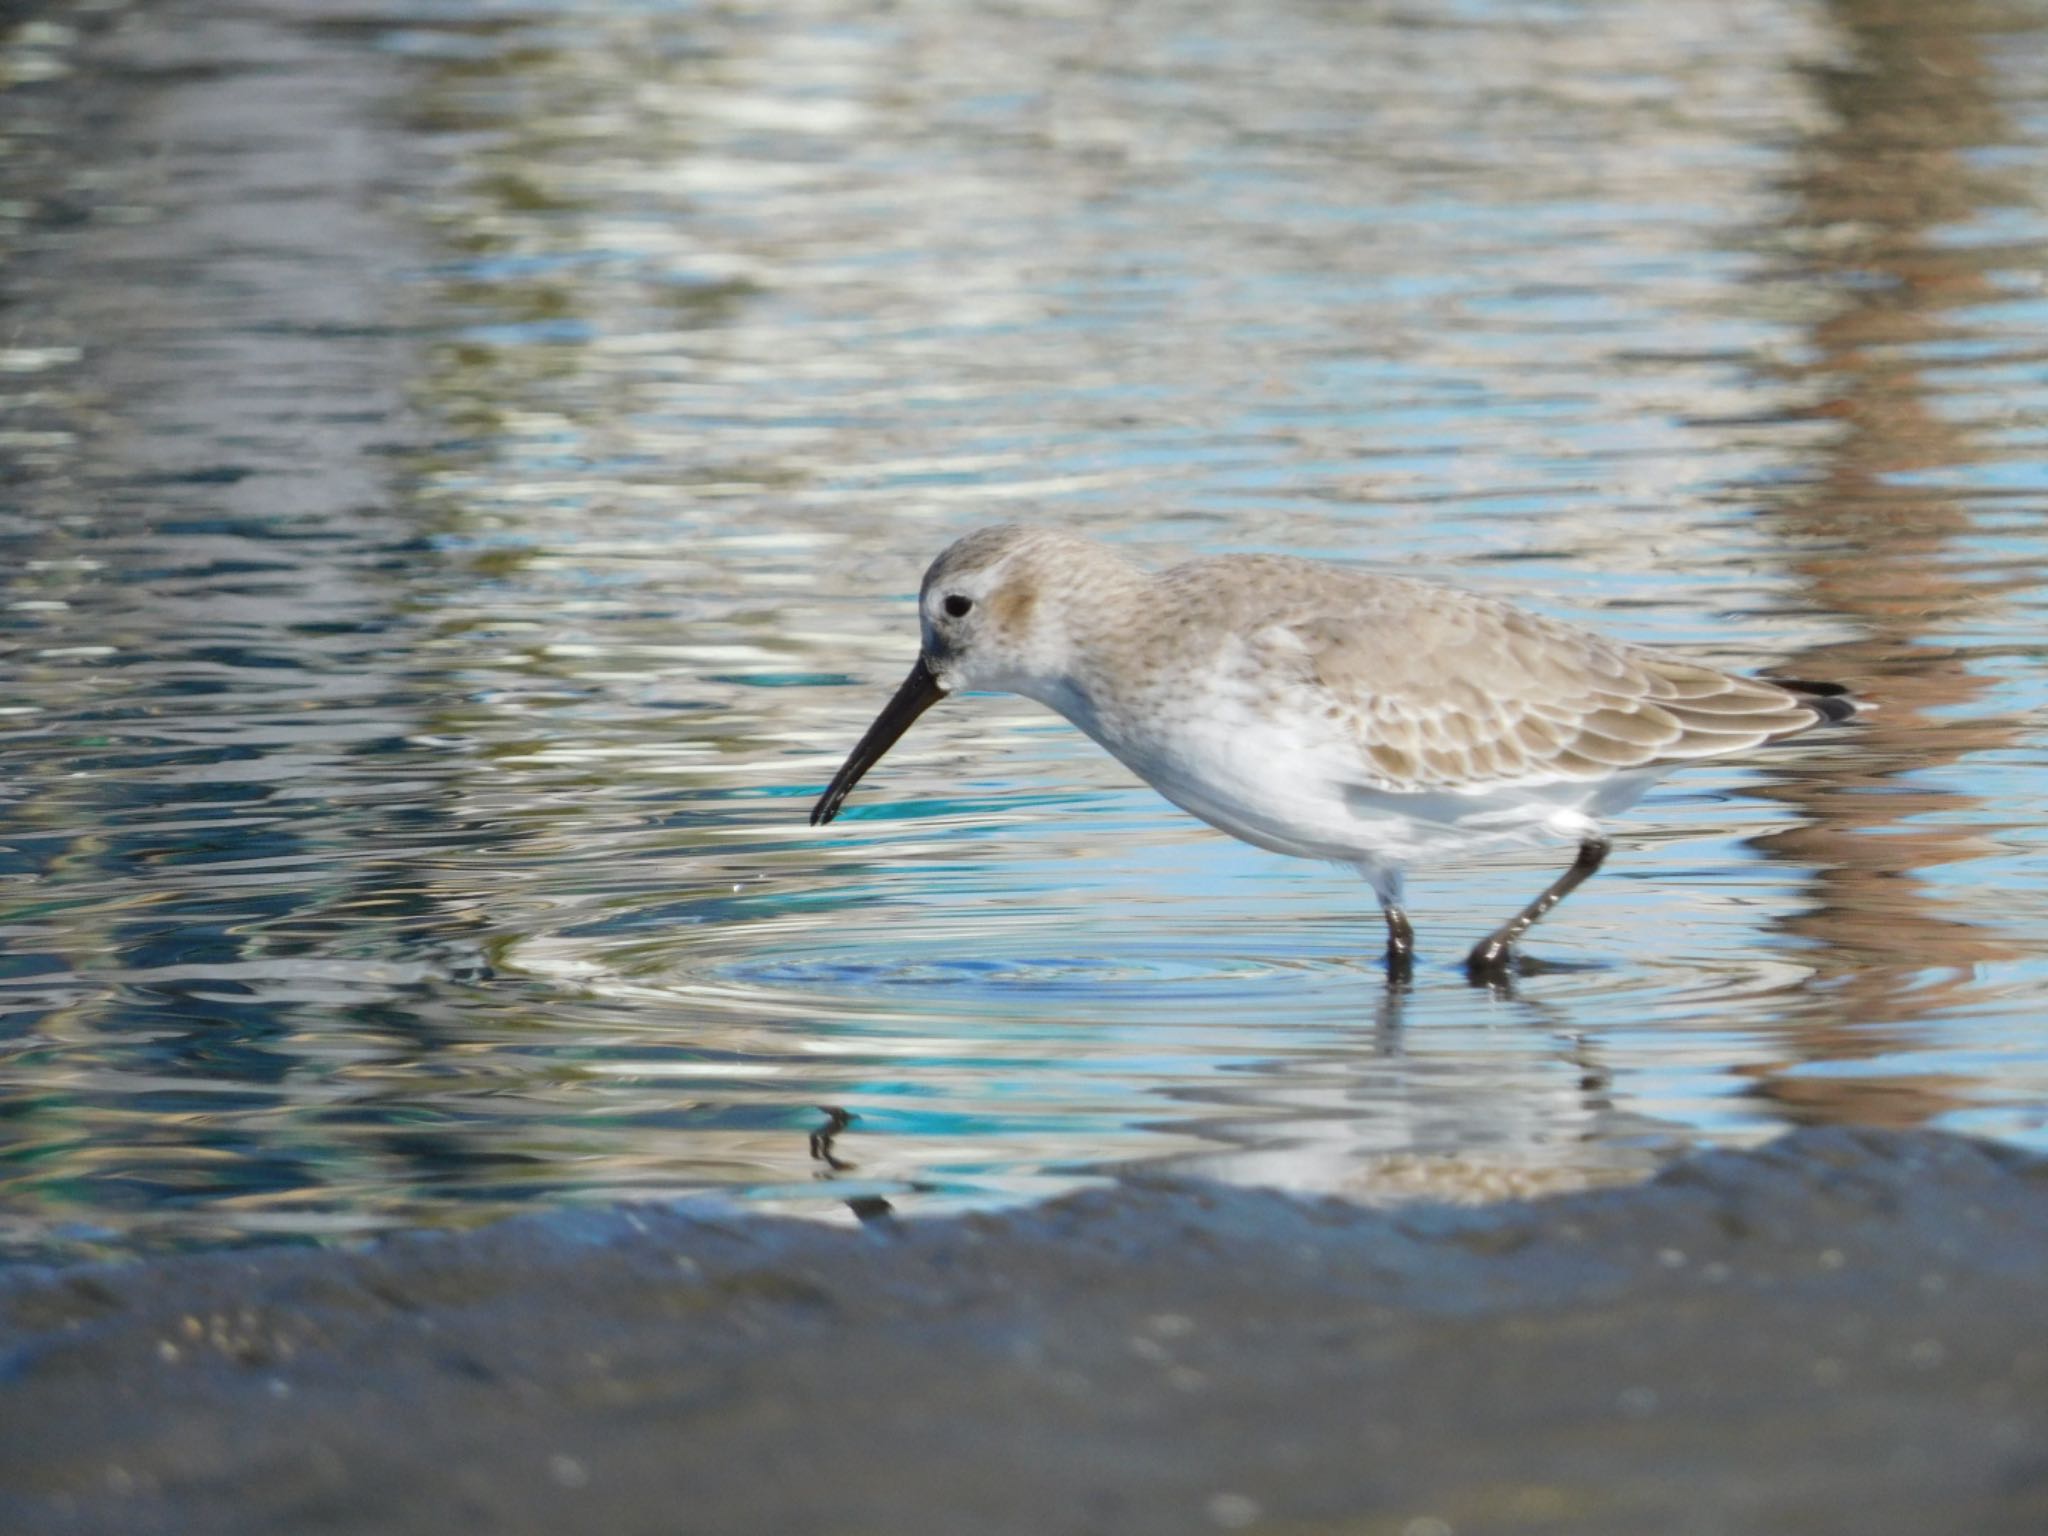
[811,526,1854,980]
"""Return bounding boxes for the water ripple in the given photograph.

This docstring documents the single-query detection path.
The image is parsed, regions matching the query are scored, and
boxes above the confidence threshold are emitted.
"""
[6,0,2048,1261]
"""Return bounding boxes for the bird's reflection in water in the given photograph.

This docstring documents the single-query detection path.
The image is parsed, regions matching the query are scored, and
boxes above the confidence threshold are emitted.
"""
[809,1105,859,1172]
[1128,949,1655,1204]
[809,1105,901,1225]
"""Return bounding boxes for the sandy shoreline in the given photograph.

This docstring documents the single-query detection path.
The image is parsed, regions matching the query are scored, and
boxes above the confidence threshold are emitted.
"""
[5,1127,2046,1535]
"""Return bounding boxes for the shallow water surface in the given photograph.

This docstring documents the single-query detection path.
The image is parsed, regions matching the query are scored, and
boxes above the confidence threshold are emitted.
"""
[5,0,2048,1260]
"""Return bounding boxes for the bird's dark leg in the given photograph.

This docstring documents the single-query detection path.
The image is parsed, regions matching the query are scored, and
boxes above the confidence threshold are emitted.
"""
[1362,866,1415,983]
[1466,835,1610,980]
[1383,904,1415,984]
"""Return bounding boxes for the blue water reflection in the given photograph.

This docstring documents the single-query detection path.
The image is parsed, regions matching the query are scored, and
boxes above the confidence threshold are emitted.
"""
[4,0,2048,1261]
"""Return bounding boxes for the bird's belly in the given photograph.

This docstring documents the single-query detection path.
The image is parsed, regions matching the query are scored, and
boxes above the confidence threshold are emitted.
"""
[1096,717,1655,868]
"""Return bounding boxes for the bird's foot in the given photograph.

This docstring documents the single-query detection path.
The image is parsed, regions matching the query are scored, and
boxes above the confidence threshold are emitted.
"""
[1465,943,1605,987]
[1464,937,1516,987]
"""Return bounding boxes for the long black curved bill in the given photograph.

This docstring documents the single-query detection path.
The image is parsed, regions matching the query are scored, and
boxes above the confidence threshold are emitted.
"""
[810,657,946,825]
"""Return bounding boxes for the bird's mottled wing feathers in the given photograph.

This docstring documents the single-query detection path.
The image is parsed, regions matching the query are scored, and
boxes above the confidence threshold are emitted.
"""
[1238,572,1825,791]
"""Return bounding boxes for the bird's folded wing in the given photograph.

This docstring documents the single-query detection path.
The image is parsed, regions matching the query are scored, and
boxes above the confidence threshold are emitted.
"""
[1262,599,1825,791]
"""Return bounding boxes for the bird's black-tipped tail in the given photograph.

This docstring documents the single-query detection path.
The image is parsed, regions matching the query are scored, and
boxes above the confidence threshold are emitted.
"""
[1766,677,1861,724]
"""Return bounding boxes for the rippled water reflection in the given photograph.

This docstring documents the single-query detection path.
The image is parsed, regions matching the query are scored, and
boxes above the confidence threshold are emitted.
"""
[6,0,2048,1260]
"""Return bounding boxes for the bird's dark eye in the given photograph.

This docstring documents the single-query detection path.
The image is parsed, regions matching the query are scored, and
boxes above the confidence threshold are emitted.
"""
[943,594,973,618]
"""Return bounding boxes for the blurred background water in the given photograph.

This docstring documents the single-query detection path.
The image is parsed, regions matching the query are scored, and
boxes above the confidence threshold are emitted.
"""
[5,0,2048,1262]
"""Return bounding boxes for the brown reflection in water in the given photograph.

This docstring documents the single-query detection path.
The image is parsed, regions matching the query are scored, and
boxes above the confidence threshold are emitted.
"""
[1746,0,2039,1126]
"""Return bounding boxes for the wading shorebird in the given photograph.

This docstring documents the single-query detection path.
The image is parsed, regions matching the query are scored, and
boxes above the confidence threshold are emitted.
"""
[809,525,1855,981]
